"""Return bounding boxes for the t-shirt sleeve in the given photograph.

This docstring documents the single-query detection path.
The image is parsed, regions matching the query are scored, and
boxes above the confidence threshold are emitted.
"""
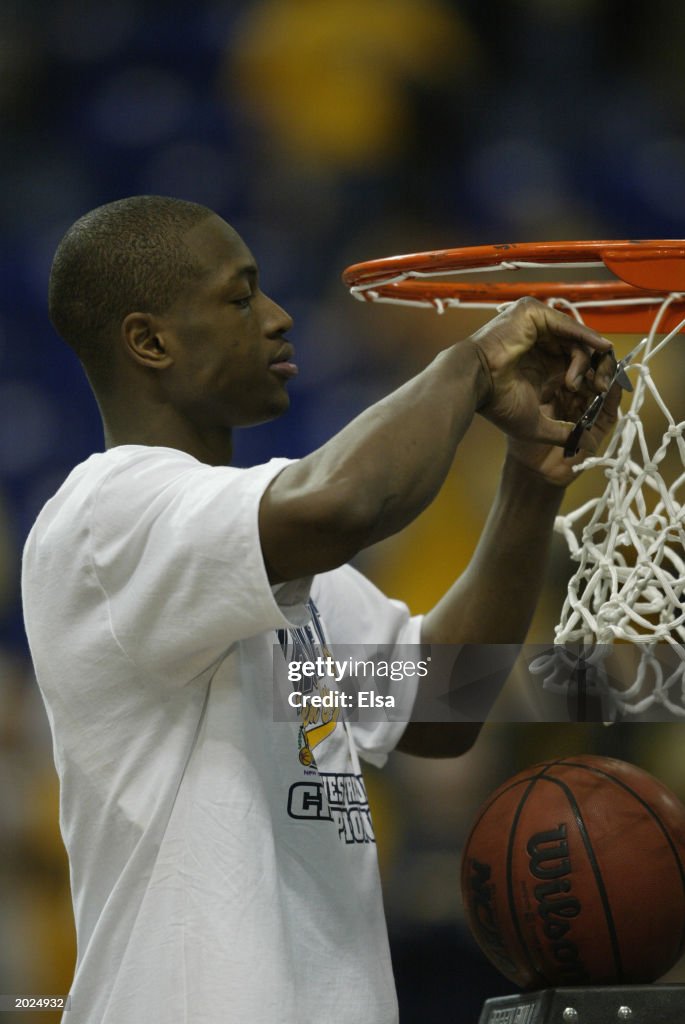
[90,450,312,684]
[310,565,423,767]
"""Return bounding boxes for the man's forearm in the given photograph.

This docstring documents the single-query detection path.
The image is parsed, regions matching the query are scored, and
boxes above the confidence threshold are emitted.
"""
[397,458,564,757]
[261,340,490,580]
[421,455,564,646]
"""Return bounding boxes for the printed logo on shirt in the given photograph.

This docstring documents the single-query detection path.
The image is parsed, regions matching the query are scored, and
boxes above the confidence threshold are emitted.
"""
[287,771,375,844]
[277,599,342,768]
[278,600,376,845]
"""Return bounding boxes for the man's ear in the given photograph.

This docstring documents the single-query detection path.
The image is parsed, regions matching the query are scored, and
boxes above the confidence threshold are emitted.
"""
[121,312,173,370]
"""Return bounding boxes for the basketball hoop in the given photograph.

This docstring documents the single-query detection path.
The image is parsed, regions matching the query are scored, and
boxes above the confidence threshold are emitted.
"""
[343,240,685,719]
[343,239,685,333]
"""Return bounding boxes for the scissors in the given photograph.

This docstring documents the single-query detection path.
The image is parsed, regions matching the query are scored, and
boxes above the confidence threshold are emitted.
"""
[563,338,647,457]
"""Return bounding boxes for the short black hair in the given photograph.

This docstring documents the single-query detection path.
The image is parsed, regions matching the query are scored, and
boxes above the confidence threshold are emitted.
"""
[48,195,214,384]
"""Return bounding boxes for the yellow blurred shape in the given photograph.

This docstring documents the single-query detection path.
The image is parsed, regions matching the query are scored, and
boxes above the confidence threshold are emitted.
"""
[227,0,475,170]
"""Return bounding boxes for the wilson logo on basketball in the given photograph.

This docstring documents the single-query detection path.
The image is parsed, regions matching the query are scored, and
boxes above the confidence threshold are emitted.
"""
[467,859,521,979]
[526,824,589,984]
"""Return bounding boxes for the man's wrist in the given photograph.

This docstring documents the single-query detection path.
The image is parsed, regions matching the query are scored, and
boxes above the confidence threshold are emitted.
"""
[462,339,493,409]
[439,339,492,410]
[502,451,568,500]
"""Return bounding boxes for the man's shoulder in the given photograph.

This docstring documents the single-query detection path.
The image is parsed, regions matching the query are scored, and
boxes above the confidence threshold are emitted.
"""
[24,447,196,545]
[24,445,296,565]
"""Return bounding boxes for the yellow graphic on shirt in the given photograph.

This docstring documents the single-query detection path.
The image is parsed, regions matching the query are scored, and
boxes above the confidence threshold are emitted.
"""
[277,600,347,767]
[297,684,341,765]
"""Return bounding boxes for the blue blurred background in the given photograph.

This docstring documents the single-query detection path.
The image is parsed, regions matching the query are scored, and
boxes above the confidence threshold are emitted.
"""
[3,1,685,1020]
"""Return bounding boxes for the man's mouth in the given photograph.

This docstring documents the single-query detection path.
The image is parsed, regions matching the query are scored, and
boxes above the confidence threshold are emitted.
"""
[269,346,298,379]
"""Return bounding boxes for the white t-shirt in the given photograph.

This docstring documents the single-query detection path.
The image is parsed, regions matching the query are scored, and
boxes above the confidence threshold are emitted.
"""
[21,446,421,1024]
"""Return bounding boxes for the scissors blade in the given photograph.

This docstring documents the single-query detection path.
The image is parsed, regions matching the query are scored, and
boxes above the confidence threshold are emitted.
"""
[563,394,605,457]
[614,364,633,392]
[613,337,648,392]
[563,340,645,458]
[563,423,585,459]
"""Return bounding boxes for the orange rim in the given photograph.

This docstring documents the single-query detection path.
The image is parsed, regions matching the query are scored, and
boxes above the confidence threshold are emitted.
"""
[342,240,685,333]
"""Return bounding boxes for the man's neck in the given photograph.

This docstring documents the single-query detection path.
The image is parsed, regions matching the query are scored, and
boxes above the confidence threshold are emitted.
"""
[102,418,233,467]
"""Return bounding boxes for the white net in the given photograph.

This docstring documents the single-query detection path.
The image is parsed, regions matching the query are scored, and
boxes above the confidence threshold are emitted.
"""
[531,295,685,718]
[348,255,685,718]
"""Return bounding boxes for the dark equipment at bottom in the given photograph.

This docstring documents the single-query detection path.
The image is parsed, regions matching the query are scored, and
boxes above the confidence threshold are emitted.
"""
[478,985,685,1023]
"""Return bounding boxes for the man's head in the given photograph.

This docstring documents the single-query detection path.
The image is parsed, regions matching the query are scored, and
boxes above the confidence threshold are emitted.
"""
[49,196,214,386]
[48,196,295,458]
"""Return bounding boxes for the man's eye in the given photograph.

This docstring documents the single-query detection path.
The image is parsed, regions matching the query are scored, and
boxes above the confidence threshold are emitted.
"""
[232,294,252,309]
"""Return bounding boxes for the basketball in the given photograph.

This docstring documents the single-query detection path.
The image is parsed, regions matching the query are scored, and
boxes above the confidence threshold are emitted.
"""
[460,755,685,989]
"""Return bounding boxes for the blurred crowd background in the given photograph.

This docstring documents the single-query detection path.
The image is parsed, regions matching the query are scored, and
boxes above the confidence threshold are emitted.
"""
[3,0,685,1020]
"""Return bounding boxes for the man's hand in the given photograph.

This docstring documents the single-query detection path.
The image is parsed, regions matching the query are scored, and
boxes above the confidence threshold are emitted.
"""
[506,379,622,487]
[470,297,615,447]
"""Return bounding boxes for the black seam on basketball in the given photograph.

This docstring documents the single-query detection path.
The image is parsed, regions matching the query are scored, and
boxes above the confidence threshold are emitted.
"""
[538,776,624,980]
[462,762,566,840]
[549,761,685,955]
[505,771,553,987]
[461,771,556,845]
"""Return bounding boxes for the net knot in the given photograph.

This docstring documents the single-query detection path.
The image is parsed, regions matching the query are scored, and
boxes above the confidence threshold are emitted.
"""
[634,561,652,578]
[596,554,616,572]
[596,603,624,625]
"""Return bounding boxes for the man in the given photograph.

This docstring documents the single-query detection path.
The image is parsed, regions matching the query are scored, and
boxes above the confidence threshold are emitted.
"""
[22,196,617,1023]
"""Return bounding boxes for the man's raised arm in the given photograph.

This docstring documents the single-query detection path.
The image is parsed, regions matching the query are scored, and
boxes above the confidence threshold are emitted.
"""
[259,298,613,582]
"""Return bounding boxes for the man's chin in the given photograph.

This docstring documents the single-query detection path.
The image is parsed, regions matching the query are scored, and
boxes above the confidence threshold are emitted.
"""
[243,394,291,428]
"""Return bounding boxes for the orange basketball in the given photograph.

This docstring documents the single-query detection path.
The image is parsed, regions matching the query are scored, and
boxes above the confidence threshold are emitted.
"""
[460,755,685,989]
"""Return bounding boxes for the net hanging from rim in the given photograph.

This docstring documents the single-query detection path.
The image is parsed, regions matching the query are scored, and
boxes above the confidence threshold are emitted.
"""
[344,241,685,718]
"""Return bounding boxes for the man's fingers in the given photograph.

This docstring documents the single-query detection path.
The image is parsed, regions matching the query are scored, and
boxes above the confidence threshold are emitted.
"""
[560,381,623,455]
[475,298,622,446]
[600,380,622,419]
[589,381,622,434]
[564,349,617,397]
[535,400,618,452]
[507,299,614,389]
[474,298,613,377]
[532,301,612,354]
[532,412,577,449]
[514,298,612,354]
[564,346,595,392]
